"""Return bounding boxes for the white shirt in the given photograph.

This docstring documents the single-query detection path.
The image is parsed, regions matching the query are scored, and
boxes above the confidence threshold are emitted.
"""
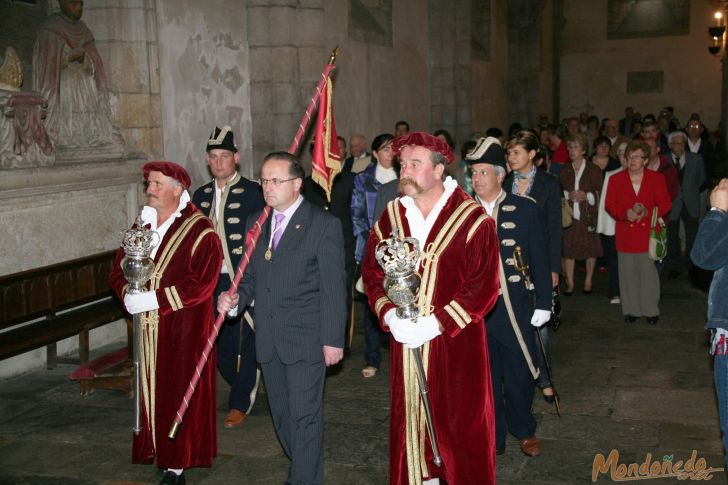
[375,163,397,184]
[688,137,702,154]
[399,177,458,252]
[562,160,595,221]
[140,190,191,259]
[476,189,504,217]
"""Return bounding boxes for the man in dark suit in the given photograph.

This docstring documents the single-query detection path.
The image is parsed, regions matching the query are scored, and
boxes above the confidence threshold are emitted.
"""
[218,151,346,485]
[192,126,265,429]
[666,131,706,278]
[469,137,552,457]
[686,118,715,217]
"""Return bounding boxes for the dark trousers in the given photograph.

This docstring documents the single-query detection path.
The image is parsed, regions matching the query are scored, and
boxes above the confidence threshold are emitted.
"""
[602,234,620,298]
[363,305,383,368]
[215,279,259,413]
[667,205,699,272]
[262,352,326,485]
[488,335,537,449]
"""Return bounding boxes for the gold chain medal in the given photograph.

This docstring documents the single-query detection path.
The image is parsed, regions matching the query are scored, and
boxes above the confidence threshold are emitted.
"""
[264,247,272,261]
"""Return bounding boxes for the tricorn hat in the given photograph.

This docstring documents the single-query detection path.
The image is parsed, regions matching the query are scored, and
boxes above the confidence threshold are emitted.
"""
[465,137,506,171]
[206,125,238,153]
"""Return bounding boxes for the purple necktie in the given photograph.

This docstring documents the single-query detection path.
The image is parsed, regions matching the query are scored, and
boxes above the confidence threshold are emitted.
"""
[272,213,285,250]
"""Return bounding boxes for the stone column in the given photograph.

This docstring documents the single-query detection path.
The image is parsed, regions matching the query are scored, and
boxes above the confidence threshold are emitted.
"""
[429,0,472,146]
[507,0,546,128]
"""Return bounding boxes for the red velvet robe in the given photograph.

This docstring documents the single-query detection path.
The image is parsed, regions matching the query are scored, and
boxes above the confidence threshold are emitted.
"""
[362,187,500,485]
[109,203,222,469]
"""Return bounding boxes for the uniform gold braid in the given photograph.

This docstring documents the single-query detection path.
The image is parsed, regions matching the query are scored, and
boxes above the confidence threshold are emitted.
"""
[141,212,207,450]
[140,310,159,449]
[192,228,216,257]
[417,202,478,319]
[449,300,471,325]
[213,175,241,280]
[374,220,383,241]
[418,341,432,476]
[467,213,489,243]
[399,198,479,482]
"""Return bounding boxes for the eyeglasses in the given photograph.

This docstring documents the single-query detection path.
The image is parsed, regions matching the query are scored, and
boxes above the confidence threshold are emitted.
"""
[259,177,297,187]
[627,154,645,161]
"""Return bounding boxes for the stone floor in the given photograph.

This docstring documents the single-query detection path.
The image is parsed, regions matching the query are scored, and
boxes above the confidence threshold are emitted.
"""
[0,267,725,484]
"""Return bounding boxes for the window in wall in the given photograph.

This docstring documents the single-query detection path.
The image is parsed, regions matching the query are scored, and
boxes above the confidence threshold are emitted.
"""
[626,71,664,94]
[608,0,689,39]
[349,0,392,47]
[471,0,491,61]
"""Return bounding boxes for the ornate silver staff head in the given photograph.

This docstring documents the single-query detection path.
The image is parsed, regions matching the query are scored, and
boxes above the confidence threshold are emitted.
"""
[120,216,159,294]
[375,226,422,320]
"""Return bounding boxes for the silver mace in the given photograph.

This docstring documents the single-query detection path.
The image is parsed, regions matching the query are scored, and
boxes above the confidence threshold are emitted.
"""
[119,216,159,434]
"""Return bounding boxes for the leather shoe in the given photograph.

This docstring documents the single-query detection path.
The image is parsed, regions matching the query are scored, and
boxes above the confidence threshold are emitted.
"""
[496,446,505,455]
[160,471,186,485]
[624,315,638,323]
[224,409,247,428]
[519,436,543,457]
[646,316,659,325]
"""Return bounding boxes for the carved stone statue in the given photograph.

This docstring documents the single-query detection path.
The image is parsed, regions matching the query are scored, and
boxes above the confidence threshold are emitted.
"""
[0,47,54,169]
[32,0,124,159]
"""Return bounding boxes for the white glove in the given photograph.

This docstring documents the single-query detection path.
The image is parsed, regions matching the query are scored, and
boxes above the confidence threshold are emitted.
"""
[530,309,551,328]
[124,291,160,314]
[384,310,442,348]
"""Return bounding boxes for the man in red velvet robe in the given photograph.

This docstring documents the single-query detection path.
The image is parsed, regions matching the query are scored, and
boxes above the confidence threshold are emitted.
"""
[362,132,501,485]
[109,161,222,485]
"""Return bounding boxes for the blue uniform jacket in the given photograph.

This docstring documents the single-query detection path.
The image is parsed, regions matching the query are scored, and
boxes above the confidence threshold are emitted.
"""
[485,191,552,361]
[192,173,265,284]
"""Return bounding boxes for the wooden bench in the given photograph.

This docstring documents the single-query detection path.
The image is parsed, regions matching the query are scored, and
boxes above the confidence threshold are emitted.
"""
[0,251,131,394]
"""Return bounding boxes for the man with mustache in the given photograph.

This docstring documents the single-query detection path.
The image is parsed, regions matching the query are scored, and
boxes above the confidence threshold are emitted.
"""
[109,161,222,485]
[362,132,501,484]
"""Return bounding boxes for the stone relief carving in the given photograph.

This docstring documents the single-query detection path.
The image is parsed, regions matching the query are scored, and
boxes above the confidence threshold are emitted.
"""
[0,47,54,169]
[32,0,124,161]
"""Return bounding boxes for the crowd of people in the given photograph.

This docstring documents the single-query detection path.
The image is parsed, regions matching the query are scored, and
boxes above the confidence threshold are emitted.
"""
[111,106,725,484]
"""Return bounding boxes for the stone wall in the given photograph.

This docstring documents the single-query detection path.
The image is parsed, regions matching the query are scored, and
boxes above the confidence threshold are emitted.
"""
[84,0,162,160]
[0,158,143,378]
[472,0,510,137]
[508,0,551,128]
[247,0,326,174]
[559,0,721,127]
[156,0,255,186]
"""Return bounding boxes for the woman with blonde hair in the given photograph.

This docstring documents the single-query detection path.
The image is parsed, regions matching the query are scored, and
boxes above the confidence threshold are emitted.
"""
[560,133,604,295]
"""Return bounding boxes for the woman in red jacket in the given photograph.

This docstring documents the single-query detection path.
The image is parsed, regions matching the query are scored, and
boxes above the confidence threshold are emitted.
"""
[606,140,672,324]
